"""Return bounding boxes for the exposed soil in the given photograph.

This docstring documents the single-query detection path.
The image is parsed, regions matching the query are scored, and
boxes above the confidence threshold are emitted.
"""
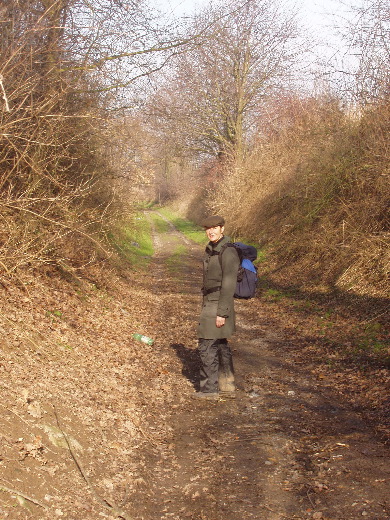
[0,211,389,520]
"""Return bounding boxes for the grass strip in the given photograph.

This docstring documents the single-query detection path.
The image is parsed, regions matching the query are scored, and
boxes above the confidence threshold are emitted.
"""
[109,213,153,270]
[158,208,206,245]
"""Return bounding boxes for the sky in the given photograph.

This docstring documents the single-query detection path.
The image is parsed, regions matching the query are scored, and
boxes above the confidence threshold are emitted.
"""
[155,0,357,56]
[156,0,354,26]
[154,0,359,86]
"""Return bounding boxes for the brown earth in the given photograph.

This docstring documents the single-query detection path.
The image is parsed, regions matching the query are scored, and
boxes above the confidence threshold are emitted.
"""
[0,211,389,520]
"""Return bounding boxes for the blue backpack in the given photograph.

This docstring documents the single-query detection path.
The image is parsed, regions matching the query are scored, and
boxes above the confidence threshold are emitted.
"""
[219,242,258,299]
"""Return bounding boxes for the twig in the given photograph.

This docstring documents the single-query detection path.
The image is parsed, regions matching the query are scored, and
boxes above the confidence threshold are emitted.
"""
[0,75,10,112]
[4,203,111,257]
[364,307,390,324]
[306,489,316,508]
[262,504,289,517]
[132,420,158,447]
[118,486,131,509]
[52,405,132,520]
[0,483,48,509]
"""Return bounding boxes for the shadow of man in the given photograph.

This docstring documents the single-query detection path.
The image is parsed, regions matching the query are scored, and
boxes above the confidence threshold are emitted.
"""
[171,343,200,391]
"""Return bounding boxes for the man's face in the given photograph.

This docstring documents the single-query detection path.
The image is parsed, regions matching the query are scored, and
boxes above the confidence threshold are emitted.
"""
[206,225,224,243]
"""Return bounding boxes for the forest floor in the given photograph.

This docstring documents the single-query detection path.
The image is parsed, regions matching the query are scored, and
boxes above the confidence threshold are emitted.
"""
[0,211,389,520]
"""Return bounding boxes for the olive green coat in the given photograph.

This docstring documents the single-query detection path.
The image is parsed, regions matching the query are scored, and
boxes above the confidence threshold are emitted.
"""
[197,236,240,339]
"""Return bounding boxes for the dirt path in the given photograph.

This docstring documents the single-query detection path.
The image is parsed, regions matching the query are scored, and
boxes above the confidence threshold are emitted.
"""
[136,212,389,520]
[0,212,388,520]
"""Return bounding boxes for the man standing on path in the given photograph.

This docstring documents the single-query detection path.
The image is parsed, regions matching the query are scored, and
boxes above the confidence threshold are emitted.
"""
[194,215,241,400]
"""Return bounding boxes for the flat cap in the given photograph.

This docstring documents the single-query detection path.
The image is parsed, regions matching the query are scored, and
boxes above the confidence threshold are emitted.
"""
[202,215,225,228]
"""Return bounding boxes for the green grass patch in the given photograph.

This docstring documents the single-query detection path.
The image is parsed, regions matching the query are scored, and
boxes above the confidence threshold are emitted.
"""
[263,288,286,301]
[166,244,187,273]
[254,249,267,263]
[109,213,153,270]
[158,208,206,244]
[149,212,170,233]
[353,322,389,358]
[46,309,63,321]
[133,200,156,210]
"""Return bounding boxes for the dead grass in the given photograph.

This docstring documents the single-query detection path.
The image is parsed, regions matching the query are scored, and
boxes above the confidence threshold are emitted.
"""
[198,95,389,299]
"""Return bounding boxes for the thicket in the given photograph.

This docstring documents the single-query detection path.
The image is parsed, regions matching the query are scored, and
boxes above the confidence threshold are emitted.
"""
[0,2,118,279]
[207,95,389,297]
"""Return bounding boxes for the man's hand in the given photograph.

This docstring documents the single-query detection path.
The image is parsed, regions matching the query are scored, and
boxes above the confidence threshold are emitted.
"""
[216,316,226,328]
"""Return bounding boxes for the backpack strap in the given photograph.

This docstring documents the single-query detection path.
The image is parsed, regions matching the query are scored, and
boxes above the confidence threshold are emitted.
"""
[205,248,220,257]
[202,243,236,295]
[217,243,241,268]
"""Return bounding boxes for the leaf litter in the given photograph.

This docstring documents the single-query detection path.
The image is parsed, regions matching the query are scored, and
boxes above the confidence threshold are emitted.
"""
[0,212,389,520]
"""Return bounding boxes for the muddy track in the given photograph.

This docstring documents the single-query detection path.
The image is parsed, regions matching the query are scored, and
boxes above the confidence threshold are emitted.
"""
[138,212,389,520]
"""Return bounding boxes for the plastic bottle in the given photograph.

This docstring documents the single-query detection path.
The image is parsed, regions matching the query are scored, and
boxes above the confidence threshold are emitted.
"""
[132,333,154,346]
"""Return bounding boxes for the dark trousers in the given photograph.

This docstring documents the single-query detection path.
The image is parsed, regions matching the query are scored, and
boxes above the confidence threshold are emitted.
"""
[198,338,235,393]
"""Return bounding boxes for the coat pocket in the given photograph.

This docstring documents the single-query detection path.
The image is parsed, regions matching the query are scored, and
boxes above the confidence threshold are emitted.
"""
[206,291,221,302]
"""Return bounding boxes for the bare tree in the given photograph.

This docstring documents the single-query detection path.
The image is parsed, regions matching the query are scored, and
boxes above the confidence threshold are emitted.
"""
[149,0,301,164]
[347,0,389,102]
